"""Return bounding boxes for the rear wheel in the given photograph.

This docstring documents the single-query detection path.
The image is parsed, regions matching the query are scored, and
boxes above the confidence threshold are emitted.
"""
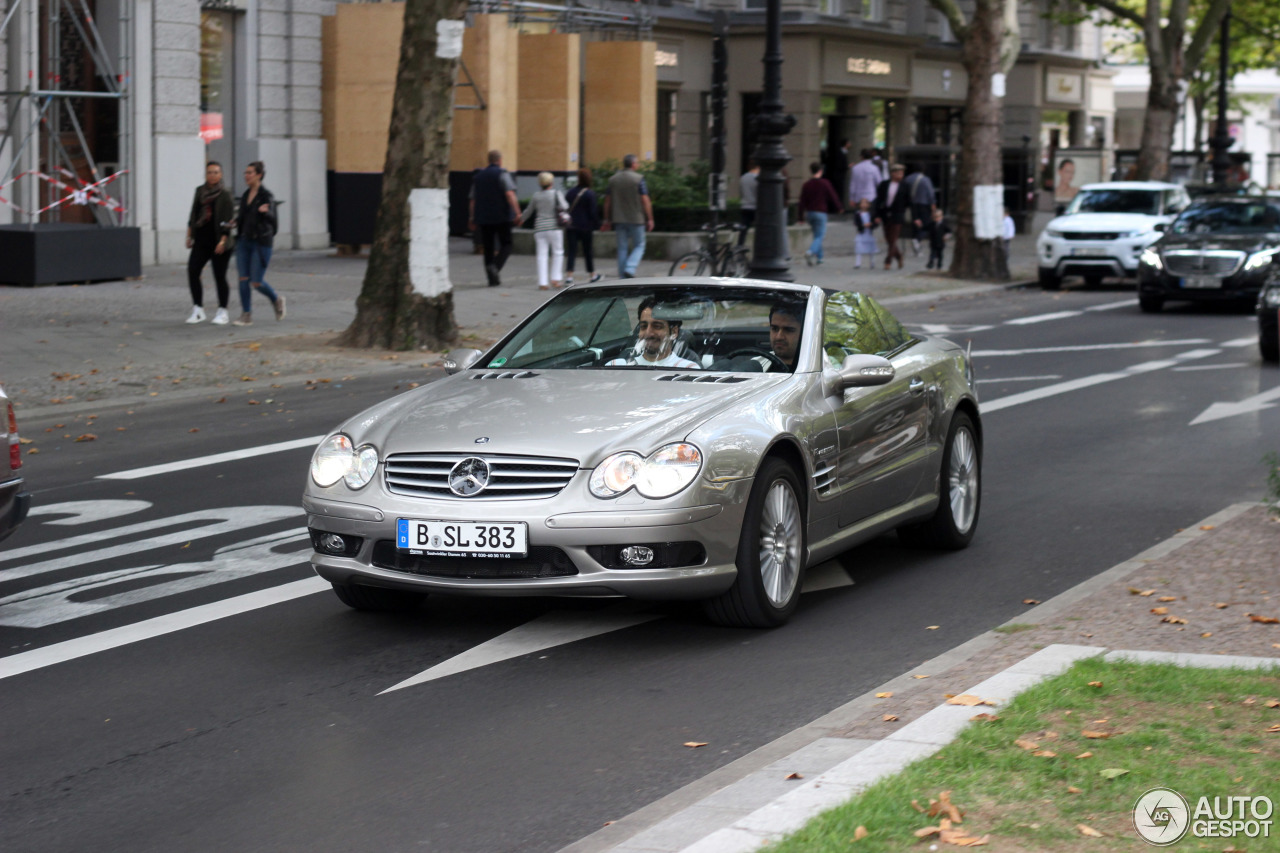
[722,247,751,277]
[331,582,425,612]
[1038,268,1061,290]
[898,412,981,550]
[704,458,806,628]
[1138,294,1164,314]
[670,252,710,276]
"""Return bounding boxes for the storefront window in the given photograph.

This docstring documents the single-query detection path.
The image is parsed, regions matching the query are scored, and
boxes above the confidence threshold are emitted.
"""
[657,89,678,163]
[200,10,236,171]
[917,107,962,146]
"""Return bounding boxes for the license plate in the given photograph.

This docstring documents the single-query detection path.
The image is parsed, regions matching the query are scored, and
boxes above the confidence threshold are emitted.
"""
[396,519,528,557]
[1070,247,1107,257]
[1182,276,1221,289]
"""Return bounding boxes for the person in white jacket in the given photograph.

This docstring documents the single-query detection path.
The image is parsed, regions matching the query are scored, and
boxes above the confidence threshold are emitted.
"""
[1002,207,1016,257]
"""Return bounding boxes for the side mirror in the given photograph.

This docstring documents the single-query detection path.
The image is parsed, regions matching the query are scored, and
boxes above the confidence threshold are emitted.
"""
[443,348,482,375]
[830,353,895,394]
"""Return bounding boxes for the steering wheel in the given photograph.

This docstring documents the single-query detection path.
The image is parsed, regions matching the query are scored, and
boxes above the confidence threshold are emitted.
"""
[725,348,788,372]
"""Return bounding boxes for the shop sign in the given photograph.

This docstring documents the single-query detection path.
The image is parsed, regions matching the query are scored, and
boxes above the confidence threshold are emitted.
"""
[655,49,679,68]
[824,46,908,89]
[1046,70,1084,104]
[847,57,891,75]
[200,112,224,143]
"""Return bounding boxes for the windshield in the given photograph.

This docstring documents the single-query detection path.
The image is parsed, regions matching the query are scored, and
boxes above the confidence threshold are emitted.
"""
[1170,202,1280,235]
[1066,189,1161,216]
[482,285,810,373]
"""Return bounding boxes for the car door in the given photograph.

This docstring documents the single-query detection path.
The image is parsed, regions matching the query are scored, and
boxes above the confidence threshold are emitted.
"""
[821,293,932,527]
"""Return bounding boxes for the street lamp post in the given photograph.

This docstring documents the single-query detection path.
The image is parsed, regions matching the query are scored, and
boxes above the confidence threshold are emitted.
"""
[746,0,796,282]
[1210,11,1232,185]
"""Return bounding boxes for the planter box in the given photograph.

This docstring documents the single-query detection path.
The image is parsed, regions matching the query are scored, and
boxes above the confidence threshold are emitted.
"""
[0,224,141,286]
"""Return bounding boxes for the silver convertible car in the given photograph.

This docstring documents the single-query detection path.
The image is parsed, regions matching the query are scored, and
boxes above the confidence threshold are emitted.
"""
[304,279,981,627]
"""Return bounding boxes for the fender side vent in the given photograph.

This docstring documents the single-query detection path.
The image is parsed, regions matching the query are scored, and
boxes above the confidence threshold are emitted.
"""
[471,371,539,380]
[656,373,749,384]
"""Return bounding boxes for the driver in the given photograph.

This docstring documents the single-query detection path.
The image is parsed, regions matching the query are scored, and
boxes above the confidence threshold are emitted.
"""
[768,303,803,370]
[607,296,701,368]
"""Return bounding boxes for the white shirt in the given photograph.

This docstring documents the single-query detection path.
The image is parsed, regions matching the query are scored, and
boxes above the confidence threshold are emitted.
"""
[1002,215,1016,240]
[607,351,700,368]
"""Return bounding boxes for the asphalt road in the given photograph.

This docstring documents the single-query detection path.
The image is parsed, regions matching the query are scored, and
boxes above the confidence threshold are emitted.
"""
[2,284,1276,853]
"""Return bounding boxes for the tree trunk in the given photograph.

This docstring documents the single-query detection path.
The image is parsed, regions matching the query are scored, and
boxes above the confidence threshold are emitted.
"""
[1132,63,1181,181]
[336,0,466,351]
[948,0,1010,282]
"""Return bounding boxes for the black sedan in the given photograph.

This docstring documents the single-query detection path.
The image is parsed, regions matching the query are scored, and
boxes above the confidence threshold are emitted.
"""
[1136,197,1280,314]
[1,385,30,544]
[1260,275,1280,363]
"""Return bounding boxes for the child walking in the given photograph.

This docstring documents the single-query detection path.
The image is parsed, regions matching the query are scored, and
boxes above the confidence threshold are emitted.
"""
[927,209,951,270]
[853,199,878,269]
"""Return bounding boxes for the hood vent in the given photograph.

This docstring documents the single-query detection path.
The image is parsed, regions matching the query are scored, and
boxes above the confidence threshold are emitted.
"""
[470,371,539,380]
[656,373,749,384]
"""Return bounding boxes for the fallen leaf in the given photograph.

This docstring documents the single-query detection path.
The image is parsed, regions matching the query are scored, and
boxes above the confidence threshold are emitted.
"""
[1033,749,1057,757]
[215,397,226,404]
[912,674,930,679]
[785,772,803,780]
[1265,700,1280,708]
[1156,596,1177,602]
[1129,588,1156,596]
[926,625,940,630]
[1099,768,1129,779]
[1076,751,1094,759]
[1082,730,1111,739]
[683,742,707,748]
[1077,824,1105,837]
[947,694,996,707]
[1201,632,1213,638]
[1014,738,1040,751]
[247,400,260,406]
[852,825,868,841]
[1067,786,1083,794]
[970,713,999,722]
[240,376,255,382]
[1215,602,1229,609]
[1150,607,1169,615]
[180,542,191,549]
[882,714,899,722]
[1087,681,1103,688]
[18,437,32,445]
[1247,613,1280,624]
[911,799,925,813]
[189,428,199,433]
[26,448,38,455]
[1267,725,1280,734]
[876,692,893,698]
[1199,524,1215,531]
[1161,615,1188,625]
[74,433,96,442]
[1023,598,1040,605]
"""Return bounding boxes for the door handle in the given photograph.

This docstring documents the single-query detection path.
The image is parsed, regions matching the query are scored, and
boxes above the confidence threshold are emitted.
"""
[909,376,925,394]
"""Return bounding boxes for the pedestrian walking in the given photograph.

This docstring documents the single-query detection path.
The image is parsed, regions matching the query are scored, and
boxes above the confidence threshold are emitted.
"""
[848,147,880,209]
[564,168,602,285]
[874,163,910,269]
[232,161,284,326]
[520,172,569,290]
[601,154,654,278]
[468,149,522,287]
[184,161,235,325]
[853,199,878,269]
[737,160,759,246]
[798,162,842,266]
[905,163,938,257]
[926,208,951,270]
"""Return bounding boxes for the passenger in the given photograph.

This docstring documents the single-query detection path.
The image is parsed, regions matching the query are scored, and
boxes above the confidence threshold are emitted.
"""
[608,297,701,368]
[768,303,804,370]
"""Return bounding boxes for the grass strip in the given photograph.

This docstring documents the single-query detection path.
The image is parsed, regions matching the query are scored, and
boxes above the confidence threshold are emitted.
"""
[766,657,1280,851]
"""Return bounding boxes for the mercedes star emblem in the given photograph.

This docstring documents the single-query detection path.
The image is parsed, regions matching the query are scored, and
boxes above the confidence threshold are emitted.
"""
[448,457,491,497]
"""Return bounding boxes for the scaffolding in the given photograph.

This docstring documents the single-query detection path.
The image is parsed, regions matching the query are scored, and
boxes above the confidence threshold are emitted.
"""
[469,0,654,40]
[0,0,131,226]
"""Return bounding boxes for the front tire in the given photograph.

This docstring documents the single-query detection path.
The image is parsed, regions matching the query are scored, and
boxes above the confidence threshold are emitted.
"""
[1038,268,1061,291]
[331,582,425,612]
[704,458,806,628]
[670,252,710,276]
[1261,318,1279,363]
[898,412,981,550]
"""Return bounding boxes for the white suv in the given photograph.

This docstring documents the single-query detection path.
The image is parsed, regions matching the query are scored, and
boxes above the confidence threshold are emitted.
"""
[1036,181,1191,290]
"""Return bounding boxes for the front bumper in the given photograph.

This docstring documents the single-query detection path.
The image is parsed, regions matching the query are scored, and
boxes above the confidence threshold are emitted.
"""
[1138,265,1267,304]
[1037,234,1157,279]
[303,479,752,600]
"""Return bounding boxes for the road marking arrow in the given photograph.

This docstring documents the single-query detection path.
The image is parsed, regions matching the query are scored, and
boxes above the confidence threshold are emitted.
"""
[1189,384,1280,425]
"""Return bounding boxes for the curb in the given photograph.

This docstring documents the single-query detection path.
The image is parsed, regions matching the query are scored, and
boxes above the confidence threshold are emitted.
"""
[557,502,1264,853]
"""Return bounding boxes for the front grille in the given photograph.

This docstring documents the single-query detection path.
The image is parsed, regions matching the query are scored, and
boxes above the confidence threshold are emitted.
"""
[372,540,578,578]
[1063,232,1121,241]
[385,453,579,500]
[1163,250,1245,277]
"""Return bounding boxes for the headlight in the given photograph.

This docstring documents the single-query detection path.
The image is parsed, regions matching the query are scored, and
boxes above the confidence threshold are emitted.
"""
[1046,229,1063,239]
[589,443,702,499]
[310,434,380,489]
[1244,249,1279,273]
[1139,247,1163,270]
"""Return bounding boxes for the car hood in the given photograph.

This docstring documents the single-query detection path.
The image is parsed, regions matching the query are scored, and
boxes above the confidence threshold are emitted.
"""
[338,370,784,467]
[1045,212,1166,232]
[1156,232,1280,253]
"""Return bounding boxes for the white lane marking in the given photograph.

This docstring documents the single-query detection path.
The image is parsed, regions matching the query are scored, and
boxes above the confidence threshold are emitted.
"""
[975,375,1063,384]
[1220,336,1260,348]
[983,349,1221,413]
[1084,299,1139,311]
[97,436,324,480]
[0,506,302,578]
[1173,363,1248,372]
[0,529,310,628]
[379,609,664,694]
[1006,310,1083,325]
[801,560,855,593]
[0,577,329,682]
[974,339,1211,357]
[27,499,152,525]
[1189,384,1280,425]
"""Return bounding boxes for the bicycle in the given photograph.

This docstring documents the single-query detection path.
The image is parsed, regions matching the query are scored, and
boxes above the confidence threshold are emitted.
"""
[669,222,751,277]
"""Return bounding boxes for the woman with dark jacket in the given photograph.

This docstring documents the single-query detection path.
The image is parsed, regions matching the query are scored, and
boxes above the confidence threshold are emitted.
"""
[563,168,602,284]
[232,160,285,326]
[184,162,235,325]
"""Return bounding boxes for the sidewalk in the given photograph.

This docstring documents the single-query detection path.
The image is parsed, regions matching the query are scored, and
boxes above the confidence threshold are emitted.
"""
[561,502,1280,852]
[0,219,1039,418]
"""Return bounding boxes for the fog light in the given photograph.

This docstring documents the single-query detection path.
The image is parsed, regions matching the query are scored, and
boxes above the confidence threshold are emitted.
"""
[320,533,348,554]
[619,546,654,566]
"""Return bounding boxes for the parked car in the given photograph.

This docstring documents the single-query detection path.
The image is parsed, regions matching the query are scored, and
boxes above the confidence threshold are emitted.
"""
[1136,196,1280,314]
[1037,181,1190,290]
[1,385,31,544]
[303,279,982,628]
[1259,274,1280,363]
